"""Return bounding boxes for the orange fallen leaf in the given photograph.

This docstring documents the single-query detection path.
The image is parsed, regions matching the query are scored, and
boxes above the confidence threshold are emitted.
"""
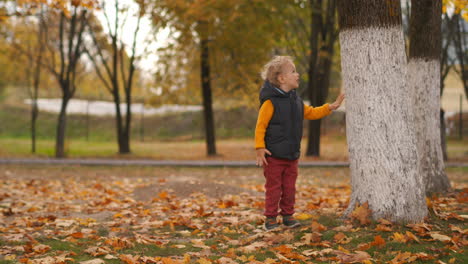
[158,191,169,199]
[405,231,420,243]
[70,232,84,239]
[392,232,407,243]
[334,232,352,244]
[333,250,371,263]
[311,221,327,232]
[350,202,371,225]
[389,251,417,264]
[370,235,386,247]
[119,254,139,264]
[375,224,393,232]
[357,242,371,251]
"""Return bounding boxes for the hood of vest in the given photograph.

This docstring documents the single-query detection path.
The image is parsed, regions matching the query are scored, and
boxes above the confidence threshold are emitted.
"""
[259,80,292,106]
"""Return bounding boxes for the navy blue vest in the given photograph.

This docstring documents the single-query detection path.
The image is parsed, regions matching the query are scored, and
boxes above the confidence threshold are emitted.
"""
[259,81,304,160]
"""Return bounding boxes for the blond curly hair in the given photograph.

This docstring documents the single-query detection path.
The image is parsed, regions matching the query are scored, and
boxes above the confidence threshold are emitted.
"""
[260,56,294,87]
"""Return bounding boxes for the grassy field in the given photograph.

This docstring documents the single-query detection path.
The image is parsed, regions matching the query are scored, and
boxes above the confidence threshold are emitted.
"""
[0,166,466,263]
[0,96,466,161]
[0,136,467,162]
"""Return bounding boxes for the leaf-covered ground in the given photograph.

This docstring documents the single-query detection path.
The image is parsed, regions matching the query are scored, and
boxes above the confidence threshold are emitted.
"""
[0,166,467,264]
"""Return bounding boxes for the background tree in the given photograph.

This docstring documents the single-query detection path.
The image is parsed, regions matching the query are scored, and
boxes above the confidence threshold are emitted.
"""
[306,0,338,157]
[85,0,147,154]
[409,0,451,194]
[337,0,427,223]
[47,1,97,158]
[274,0,339,157]
[149,0,284,156]
[15,11,46,153]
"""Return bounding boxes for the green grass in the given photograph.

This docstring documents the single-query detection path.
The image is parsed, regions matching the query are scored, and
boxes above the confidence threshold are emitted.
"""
[0,102,259,141]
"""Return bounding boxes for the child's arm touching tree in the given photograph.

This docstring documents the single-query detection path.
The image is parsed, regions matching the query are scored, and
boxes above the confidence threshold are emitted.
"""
[329,94,345,111]
[303,94,345,120]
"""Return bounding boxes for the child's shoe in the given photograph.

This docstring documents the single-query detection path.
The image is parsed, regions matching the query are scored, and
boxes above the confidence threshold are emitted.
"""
[282,215,301,228]
[264,216,279,231]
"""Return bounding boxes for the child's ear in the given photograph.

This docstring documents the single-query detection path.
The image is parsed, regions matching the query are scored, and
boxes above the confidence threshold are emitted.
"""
[277,74,284,84]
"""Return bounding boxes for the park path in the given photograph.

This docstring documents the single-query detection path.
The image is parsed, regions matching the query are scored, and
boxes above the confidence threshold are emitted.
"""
[0,158,466,167]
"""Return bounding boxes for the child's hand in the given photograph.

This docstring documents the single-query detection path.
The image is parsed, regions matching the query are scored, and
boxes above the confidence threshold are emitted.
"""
[329,93,345,111]
[256,148,272,167]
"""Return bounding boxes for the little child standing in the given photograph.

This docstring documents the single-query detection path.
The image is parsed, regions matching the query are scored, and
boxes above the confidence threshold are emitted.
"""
[255,56,344,230]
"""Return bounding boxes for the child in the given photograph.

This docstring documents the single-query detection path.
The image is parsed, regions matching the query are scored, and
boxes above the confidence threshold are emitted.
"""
[255,56,344,230]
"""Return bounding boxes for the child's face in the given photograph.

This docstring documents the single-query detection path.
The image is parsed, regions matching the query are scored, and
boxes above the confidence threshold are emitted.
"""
[279,62,299,91]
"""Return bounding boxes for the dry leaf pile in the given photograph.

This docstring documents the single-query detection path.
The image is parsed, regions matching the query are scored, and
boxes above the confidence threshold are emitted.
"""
[0,169,466,263]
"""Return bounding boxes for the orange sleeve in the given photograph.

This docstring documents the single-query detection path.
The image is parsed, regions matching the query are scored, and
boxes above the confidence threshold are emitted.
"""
[303,103,331,120]
[254,100,274,149]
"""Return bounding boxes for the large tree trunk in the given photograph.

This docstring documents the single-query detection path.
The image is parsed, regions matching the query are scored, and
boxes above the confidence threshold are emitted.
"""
[200,37,216,156]
[409,0,450,194]
[338,0,427,223]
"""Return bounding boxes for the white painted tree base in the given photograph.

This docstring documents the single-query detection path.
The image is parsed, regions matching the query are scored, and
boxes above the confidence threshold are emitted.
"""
[408,59,451,193]
[340,26,427,223]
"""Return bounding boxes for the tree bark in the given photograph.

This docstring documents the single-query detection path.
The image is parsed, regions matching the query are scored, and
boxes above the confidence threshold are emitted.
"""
[200,37,217,156]
[338,0,427,223]
[409,0,450,194]
[440,109,448,161]
[306,0,322,156]
[55,92,70,158]
[31,8,45,154]
[306,0,337,156]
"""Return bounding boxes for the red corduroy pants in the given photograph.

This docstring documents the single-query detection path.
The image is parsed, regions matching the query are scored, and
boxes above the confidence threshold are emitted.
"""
[263,156,299,217]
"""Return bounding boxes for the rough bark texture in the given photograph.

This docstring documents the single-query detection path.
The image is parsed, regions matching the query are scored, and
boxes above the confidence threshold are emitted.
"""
[338,0,401,30]
[409,60,450,193]
[338,0,427,222]
[409,0,450,194]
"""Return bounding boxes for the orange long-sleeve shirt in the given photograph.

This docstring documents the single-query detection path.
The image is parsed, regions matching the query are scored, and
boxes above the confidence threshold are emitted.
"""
[254,100,331,149]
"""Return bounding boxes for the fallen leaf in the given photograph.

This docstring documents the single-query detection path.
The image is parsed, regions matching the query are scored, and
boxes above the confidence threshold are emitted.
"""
[430,233,451,242]
[311,221,327,232]
[295,213,313,220]
[333,250,371,263]
[119,254,139,264]
[334,232,352,244]
[392,232,407,243]
[375,224,393,232]
[350,202,371,225]
[405,231,420,243]
[389,252,416,264]
[197,258,212,264]
[238,241,268,253]
[370,235,386,247]
[79,259,105,264]
[158,191,169,199]
[217,257,237,264]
